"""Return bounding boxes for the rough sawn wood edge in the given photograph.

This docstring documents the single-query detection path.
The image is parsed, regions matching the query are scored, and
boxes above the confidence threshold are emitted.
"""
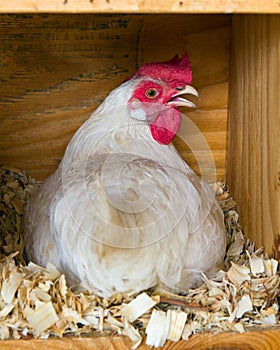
[0,0,280,14]
[1,329,280,349]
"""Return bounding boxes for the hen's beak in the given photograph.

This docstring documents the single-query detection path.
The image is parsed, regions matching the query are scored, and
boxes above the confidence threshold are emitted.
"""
[166,85,198,108]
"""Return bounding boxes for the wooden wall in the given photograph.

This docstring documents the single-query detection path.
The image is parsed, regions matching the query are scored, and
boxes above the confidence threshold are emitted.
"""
[227,15,280,256]
[0,14,230,181]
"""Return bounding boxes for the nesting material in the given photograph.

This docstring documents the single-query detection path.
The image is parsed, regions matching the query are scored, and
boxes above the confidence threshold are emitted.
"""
[0,166,38,260]
[146,309,169,347]
[122,293,159,323]
[0,166,279,348]
[166,309,188,342]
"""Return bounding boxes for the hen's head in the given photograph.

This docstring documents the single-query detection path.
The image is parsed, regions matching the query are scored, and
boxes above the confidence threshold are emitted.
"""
[127,53,198,145]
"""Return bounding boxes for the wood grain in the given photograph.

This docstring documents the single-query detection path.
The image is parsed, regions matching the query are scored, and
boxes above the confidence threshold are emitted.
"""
[1,329,280,350]
[227,15,280,256]
[0,14,230,181]
[0,0,280,14]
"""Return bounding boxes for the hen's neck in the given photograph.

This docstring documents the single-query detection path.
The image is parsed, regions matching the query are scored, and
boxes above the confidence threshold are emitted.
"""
[62,81,188,171]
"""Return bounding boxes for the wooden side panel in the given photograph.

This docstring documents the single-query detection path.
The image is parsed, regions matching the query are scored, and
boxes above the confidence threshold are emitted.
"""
[0,14,230,181]
[1,329,280,350]
[227,15,280,256]
[0,0,280,14]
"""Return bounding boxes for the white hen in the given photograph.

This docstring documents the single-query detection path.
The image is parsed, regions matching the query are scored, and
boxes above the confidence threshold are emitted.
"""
[24,54,226,298]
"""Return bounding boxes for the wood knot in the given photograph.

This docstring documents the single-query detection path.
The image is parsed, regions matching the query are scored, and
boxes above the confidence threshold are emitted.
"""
[275,172,280,191]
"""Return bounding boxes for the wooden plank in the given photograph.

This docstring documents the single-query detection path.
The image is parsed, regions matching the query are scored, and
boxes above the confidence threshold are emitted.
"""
[227,15,280,256]
[0,14,230,181]
[1,329,280,349]
[0,0,280,14]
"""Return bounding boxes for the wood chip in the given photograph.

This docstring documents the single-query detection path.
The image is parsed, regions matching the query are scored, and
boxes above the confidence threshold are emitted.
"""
[146,309,169,347]
[0,325,10,340]
[122,292,158,323]
[25,301,59,336]
[264,259,278,276]
[235,295,253,319]
[167,309,188,342]
[1,269,23,304]
[226,262,251,288]
[249,255,265,276]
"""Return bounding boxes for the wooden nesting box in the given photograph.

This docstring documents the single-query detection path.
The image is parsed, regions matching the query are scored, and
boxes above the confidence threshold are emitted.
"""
[0,1,280,349]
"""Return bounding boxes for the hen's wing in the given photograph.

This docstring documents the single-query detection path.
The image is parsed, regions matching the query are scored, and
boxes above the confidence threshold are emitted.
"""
[24,170,62,269]
[25,152,225,297]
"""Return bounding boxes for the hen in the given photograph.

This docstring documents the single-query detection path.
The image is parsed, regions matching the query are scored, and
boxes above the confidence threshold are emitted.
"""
[24,54,226,298]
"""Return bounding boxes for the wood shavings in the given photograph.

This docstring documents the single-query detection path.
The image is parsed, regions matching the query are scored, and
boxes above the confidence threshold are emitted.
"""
[0,168,279,348]
[122,293,159,348]
[0,166,38,260]
[122,316,142,350]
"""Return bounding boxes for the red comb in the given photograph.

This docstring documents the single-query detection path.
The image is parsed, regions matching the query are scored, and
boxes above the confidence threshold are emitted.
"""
[131,53,192,88]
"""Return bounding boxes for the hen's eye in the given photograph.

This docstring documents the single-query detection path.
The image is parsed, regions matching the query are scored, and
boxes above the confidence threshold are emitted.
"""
[145,88,158,99]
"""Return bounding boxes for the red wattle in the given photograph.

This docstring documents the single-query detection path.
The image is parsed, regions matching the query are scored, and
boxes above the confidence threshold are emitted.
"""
[150,108,182,145]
